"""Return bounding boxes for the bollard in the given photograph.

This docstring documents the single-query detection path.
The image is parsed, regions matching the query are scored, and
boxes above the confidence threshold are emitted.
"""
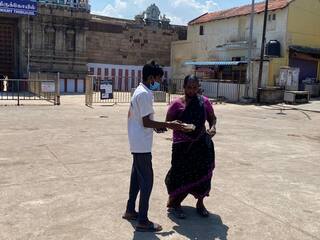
[55,72,61,105]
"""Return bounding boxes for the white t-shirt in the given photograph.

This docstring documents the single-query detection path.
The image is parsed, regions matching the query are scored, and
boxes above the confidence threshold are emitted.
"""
[128,83,154,153]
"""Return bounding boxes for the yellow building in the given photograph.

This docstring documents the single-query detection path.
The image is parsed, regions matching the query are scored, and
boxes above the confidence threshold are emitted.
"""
[171,0,320,99]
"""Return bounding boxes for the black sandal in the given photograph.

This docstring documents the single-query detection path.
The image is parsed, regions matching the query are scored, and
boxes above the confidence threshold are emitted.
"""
[136,221,162,232]
[122,211,138,221]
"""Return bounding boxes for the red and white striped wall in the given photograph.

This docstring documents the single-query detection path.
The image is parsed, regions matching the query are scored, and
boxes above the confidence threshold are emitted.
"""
[87,63,172,91]
[59,78,85,93]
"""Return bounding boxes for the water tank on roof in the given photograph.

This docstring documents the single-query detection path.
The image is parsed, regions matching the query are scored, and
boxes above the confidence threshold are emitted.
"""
[266,40,281,57]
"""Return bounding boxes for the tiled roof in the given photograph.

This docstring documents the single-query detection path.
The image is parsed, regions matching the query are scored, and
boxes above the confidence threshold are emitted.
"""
[189,0,293,25]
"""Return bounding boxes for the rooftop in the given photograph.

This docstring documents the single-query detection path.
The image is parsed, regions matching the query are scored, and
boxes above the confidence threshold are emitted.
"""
[189,0,292,25]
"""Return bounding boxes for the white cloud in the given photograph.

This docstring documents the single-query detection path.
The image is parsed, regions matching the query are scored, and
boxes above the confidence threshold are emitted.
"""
[133,0,147,6]
[172,0,218,13]
[91,0,219,25]
[165,14,185,25]
[92,0,127,18]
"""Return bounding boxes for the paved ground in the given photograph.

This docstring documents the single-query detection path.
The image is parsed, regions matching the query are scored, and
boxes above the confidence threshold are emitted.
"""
[0,95,319,240]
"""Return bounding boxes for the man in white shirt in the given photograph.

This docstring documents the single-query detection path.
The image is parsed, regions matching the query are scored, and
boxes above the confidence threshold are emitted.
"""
[124,63,186,232]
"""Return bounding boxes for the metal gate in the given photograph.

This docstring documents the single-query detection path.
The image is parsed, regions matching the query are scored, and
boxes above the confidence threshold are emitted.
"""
[85,75,249,106]
[0,77,60,106]
[85,75,174,106]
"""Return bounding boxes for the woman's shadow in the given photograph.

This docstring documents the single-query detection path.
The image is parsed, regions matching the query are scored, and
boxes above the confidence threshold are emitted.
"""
[128,206,228,240]
[168,206,229,240]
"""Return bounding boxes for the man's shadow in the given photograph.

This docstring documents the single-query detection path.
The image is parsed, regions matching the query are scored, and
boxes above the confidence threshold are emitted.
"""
[128,221,175,240]
[168,206,229,240]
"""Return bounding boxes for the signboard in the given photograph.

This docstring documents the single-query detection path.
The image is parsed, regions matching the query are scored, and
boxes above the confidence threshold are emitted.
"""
[100,80,113,99]
[41,81,55,93]
[0,0,37,16]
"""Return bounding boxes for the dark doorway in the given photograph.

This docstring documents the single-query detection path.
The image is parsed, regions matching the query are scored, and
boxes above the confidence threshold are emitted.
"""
[0,18,17,79]
[289,58,318,90]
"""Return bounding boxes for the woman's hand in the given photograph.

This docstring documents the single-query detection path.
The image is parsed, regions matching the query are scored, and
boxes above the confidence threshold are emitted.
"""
[207,126,216,138]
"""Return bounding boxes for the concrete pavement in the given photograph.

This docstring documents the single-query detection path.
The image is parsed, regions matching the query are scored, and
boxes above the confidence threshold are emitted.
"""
[0,95,319,240]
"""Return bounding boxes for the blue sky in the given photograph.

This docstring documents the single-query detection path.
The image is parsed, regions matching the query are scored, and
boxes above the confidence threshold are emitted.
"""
[90,0,257,25]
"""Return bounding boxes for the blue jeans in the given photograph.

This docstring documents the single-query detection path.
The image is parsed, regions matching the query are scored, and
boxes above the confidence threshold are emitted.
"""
[126,153,153,224]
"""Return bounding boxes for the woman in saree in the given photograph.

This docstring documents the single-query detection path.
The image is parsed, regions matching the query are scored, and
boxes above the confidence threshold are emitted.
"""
[165,75,217,219]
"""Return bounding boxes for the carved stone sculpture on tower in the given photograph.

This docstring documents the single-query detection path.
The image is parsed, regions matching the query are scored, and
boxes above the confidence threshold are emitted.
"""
[145,4,160,21]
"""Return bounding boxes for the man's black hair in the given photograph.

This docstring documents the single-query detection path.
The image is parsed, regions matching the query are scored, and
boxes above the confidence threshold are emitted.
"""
[155,66,164,77]
[148,60,164,77]
[142,64,155,82]
[149,60,156,66]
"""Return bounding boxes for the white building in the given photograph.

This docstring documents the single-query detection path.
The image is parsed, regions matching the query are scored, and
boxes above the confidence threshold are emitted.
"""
[171,0,320,101]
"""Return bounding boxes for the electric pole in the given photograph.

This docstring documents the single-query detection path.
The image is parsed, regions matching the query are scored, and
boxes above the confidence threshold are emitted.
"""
[245,0,255,98]
[257,0,269,103]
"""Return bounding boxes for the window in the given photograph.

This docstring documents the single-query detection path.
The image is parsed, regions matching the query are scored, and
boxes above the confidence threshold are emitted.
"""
[97,68,101,76]
[199,25,204,35]
[66,29,75,51]
[269,14,276,21]
[89,67,94,75]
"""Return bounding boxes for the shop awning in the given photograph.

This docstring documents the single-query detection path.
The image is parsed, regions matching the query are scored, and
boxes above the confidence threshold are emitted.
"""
[184,61,247,66]
[289,45,320,56]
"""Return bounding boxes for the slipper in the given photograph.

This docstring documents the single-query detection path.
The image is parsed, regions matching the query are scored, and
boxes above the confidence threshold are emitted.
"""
[196,207,209,218]
[168,207,186,219]
[136,221,162,232]
[122,211,138,221]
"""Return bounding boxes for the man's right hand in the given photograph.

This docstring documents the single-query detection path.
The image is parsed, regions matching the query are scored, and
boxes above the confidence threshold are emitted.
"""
[166,121,187,131]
